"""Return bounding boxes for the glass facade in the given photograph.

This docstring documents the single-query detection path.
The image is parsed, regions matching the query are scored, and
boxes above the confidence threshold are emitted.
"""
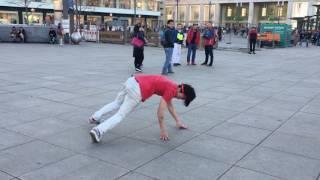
[0,11,19,24]
[190,5,200,22]
[257,3,287,22]
[204,5,215,22]
[166,6,175,20]
[178,5,186,22]
[23,12,43,25]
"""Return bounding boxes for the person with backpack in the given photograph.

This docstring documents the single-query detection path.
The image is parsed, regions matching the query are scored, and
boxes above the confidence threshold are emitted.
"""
[201,22,216,67]
[186,24,200,65]
[172,23,184,66]
[161,19,175,75]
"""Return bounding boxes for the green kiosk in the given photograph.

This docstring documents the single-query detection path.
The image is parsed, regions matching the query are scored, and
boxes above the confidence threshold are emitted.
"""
[259,23,292,47]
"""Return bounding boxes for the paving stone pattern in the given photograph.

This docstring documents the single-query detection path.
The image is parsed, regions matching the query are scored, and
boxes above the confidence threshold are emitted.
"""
[0,43,320,180]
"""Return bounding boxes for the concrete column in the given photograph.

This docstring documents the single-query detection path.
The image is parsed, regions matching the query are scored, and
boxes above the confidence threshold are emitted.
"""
[214,3,221,26]
[53,0,63,24]
[248,1,254,27]
[116,0,120,8]
[286,0,293,24]
[200,3,205,24]
[307,0,314,16]
[186,4,190,25]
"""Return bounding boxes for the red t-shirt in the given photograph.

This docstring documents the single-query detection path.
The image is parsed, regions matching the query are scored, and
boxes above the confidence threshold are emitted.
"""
[135,75,178,103]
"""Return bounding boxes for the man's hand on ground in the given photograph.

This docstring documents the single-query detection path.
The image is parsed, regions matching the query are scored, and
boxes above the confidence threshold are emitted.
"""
[160,130,169,141]
[176,122,188,129]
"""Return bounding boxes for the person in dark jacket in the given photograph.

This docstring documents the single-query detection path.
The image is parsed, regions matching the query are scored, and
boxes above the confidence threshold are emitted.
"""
[161,19,175,75]
[201,22,216,66]
[186,24,200,65]
[49,27,57,44]
[248,27,258,54]
[132,24,146,72]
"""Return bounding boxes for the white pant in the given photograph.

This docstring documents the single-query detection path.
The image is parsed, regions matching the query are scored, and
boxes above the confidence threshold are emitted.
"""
[92,77,141,134]
[172,43,182,64]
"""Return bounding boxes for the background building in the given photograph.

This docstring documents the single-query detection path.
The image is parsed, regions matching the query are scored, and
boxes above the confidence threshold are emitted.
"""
[164,0,320,29]
[0,0,164,29]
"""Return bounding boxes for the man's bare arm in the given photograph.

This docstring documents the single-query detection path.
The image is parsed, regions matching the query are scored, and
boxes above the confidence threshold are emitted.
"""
[158,98,169,141]
[167,101,187,129]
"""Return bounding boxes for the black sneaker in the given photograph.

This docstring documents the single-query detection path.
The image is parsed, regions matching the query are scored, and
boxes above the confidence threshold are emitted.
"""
[253,52,256,54]
[135,68,142,72]
[201,62,207,66]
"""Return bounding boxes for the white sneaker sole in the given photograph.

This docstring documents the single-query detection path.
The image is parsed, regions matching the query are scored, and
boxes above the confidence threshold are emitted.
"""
[90,130,100,143]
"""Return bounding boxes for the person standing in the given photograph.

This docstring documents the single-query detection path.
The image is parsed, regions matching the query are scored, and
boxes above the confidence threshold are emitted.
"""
[132,24,146,72]
[161,20,175,75]
[172,23,184,66]
[248,27,258,54]
[186,24,200,65]
[88,74,196,143]
[201,22,216,67]
[57,23,64,45]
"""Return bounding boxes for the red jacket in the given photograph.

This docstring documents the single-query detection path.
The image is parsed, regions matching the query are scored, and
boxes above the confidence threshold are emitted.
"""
[249,29,258,40]
[187,29,200,45]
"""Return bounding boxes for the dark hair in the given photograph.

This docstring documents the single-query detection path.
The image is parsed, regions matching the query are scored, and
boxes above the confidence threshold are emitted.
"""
[179,84,196,107]
[167,19,174,24]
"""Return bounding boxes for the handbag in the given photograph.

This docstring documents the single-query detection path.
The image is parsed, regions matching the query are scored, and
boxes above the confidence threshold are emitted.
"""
[131,36,144,48]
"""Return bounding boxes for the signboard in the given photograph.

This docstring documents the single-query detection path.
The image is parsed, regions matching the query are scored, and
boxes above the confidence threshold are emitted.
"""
[260,23,292,47]
[62,19,70,33]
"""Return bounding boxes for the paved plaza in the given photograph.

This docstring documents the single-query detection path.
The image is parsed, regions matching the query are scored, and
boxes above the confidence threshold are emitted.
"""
[0,43,320,180]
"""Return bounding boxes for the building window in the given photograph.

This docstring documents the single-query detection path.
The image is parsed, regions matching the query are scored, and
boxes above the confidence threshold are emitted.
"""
[23,12,43,25]
[292,2,308,17]
[262,7,267,17]
[241,8,247,17]
[166,6,175,20]
[105,0,116,8]
[227,7,232,17]
[278,7,283,17]
[204,5,215,21]
[119,0,130,9]
[178,6,186,22]
[190,5,200,22]
[0,11,19,24]
[87,0,99,6]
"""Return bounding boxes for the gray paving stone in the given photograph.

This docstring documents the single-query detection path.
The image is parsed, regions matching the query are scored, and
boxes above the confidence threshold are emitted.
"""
[220,167,282,180]
[0,140,74,176]
[136,150,230,180]
[0,109,48,128]
[43,126,120,152]
[9,117,80,139]
[227,112,282,131]
[1,43,320,179]
[245,106,296,121]
[237,147,320,180]
[262,131,320,160]
[180,107,240,133]
[29,102,79,116]
[129,124,200,148]
[20,154,128,180]
[301,99,320,115]
[207,122,271,145]
[0,128,32,151]
[278,112,320,138]
[118,172,157,180]
[83,137,170,170]
[0,171,14,180]
[177,134,253,164]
